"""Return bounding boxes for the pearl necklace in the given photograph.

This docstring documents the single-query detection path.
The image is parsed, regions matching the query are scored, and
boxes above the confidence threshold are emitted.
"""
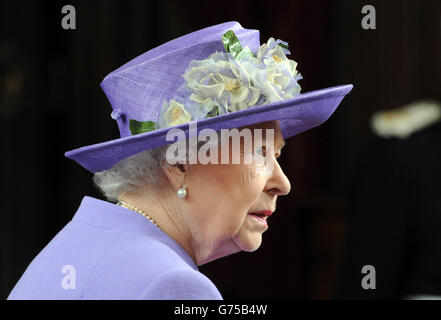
[116,200,161,230]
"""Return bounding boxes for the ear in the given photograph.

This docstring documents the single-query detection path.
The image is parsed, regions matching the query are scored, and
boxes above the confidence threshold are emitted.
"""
[161,161,187,192]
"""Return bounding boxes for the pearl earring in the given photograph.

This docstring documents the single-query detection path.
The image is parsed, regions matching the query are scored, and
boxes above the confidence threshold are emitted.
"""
[177,185,187,198]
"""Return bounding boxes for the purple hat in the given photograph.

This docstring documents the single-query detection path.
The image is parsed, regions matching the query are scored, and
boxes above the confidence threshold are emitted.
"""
[65,21,353,173]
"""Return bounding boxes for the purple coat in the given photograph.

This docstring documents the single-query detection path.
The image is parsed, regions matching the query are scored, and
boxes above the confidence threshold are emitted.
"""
[7,196,223,300]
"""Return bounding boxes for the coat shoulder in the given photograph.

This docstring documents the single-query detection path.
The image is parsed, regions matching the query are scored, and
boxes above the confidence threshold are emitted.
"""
[82,231,219,299]
[137,268,223,300]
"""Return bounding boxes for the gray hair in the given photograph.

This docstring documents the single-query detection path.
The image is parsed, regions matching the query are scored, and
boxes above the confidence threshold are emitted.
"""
[93,144,170,203]
[93,133,222,202]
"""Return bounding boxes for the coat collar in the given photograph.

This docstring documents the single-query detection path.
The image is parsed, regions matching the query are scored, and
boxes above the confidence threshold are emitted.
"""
[71,196,198,271]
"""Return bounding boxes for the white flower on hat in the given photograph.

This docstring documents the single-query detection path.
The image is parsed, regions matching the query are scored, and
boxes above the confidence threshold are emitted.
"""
[183,52,260,114]
[158,99,192,128]
[239,38,302,104]
[154,30,303,132]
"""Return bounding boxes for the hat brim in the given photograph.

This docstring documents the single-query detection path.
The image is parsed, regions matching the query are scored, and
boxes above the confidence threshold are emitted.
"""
[65,84,353,173]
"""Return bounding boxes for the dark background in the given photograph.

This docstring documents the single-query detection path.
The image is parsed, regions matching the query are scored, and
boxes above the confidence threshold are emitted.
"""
[1,0,440,299]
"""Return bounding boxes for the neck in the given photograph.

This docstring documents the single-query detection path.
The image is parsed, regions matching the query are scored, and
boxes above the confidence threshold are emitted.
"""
[119,189,198,264]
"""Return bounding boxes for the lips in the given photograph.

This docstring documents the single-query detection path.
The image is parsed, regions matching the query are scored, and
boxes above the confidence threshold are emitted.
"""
[248,210,273,220]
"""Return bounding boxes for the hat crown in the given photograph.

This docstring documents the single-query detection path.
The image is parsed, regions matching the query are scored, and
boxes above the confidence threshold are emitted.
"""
[101,21,261,138]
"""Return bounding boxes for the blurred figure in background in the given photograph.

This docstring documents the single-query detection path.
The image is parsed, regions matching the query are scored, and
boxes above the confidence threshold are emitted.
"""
[336,99,441,299]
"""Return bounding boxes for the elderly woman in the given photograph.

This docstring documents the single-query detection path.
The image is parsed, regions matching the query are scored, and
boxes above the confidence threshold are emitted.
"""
[8,22,352,300]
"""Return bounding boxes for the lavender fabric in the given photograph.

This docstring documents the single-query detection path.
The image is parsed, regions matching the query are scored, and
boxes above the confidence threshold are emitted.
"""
[64,21,353,173]
[7,196,223,300]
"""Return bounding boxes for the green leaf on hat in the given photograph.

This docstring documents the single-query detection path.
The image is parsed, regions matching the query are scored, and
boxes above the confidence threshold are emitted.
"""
[129,119,156,135]
[222,30,246,59]
[223,30,255,61]
[278,43,289,50]
[206,106,220,118]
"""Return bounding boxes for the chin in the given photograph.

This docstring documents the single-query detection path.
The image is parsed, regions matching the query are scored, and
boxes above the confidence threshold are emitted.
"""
[236,235,263,252]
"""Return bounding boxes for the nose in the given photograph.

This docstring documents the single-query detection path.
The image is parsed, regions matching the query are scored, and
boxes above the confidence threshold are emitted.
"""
[264,159,291,196]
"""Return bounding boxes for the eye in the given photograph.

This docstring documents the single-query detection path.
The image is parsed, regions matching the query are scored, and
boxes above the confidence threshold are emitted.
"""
[255,146,266,156]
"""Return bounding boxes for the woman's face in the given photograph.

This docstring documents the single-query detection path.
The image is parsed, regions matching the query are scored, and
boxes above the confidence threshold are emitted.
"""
[184,120,291,264]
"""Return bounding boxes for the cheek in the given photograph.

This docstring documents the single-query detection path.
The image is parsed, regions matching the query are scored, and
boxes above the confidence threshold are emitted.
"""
[238,165,262,195]
[251,152,277,178]
[189,165,249,212]
[232,164,268,215]
[201,163,259,195]
[189,164,267,229]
